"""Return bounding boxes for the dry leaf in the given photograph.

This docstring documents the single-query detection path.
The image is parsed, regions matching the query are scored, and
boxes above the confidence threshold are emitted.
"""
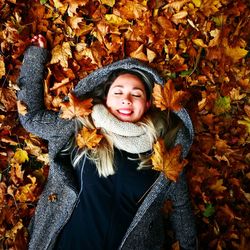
[60,93,93,119]
[152,80,189,111]
[76,127,103,150]
[50,42,72,68]
[151,139,188,182]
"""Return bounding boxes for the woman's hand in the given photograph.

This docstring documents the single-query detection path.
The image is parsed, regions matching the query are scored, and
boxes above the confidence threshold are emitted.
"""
[31,34,47,48]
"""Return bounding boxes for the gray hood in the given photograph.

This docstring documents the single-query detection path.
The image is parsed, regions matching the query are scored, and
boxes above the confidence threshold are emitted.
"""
[73,57,194,158]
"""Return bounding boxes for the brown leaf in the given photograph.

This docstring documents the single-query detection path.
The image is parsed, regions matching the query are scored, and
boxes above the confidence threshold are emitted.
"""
[151,139,187,182]
[76,127,103,150]
[50,42,72,68]
[0,87,17,112]
[152,80,189,111]
[60,93,93,119]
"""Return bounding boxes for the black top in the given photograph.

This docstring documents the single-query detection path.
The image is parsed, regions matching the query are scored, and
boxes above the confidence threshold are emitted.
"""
[55,149,158,250]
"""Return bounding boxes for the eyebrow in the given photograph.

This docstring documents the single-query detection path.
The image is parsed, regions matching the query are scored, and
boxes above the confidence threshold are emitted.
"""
[112,85,144,92]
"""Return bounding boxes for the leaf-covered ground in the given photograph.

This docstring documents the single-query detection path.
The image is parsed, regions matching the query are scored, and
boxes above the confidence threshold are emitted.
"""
[0,0,249,249]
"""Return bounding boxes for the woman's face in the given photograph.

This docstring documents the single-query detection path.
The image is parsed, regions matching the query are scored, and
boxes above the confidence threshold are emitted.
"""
[106,73,150,122]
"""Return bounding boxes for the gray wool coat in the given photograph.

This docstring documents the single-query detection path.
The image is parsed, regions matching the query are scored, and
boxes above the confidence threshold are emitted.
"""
[18,46,197,250]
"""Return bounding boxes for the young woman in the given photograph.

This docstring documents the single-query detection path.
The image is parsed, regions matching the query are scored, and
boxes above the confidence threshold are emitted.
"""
[18,35,197,250]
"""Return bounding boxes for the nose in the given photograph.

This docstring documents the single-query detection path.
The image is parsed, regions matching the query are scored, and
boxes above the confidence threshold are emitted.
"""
[122,97,132,105]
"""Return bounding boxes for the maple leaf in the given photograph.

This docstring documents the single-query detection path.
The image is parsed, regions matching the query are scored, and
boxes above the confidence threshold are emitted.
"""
[76,127,103,150]
[152,80,189,111]
[50,42,72,68]
[15,175,37,202]
[151,139,188,182]
[60,93,93,119]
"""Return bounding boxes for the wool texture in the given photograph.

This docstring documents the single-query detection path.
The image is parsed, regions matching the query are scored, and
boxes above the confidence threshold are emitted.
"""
[91,104,153,153]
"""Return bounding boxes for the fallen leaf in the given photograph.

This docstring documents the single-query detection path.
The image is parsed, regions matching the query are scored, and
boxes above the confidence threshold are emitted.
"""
[152,80,189,111]
[76,127,103,150]
[60,93,93,119]
[50,42,72,68]
[151,139,188,182]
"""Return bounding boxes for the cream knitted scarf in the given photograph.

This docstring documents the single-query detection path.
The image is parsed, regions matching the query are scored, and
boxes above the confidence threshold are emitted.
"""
[91,104,153,154]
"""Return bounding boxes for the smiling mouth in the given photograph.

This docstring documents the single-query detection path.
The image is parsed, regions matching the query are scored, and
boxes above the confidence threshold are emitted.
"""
[118,109,133,115]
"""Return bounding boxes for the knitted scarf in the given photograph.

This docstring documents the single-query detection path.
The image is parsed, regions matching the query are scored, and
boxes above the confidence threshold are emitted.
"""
[91,104,153,154]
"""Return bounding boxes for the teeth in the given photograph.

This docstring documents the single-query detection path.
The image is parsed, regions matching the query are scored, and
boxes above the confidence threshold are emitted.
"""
[119,110,132,114]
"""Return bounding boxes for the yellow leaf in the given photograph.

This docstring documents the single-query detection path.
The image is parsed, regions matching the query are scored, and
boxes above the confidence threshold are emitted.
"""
[105,14,131,26]
[100,0,115,7]
[224,46,248,62]
[193,38,207,48]
[210,179,227,192]
[50,42,72,68]
[130,44,148,61]
[151,140,188,182]
[5,220,24,240]
[76,127,103,150]
[0,56,5,79]
[146,48,156,63]
[13,149,29,164]
[15,175,37,202]
[60,93,93,119]
[238,116,250,134]
[192,0,201,7]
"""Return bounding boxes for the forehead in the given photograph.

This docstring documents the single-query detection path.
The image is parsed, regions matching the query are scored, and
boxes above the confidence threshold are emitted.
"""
[111,73,146,90]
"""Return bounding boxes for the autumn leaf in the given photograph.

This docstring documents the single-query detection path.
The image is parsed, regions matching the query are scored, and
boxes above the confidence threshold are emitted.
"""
[15,175,37,202]
[152,80,189,111]
[224,46,248,63]
[101,0,115,7]
[238,116,250,134]
[12,149,29,164]
[60,93,93,119]
[50,42,72,68]
[210,179,227,192]
[151,139,188,182]
[76,127,103,150]
[105,14,131,26]
[213,96,231,115]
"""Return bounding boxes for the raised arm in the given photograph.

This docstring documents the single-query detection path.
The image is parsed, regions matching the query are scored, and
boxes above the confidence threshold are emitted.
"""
[17,36,73,142]
[167,171,198,249]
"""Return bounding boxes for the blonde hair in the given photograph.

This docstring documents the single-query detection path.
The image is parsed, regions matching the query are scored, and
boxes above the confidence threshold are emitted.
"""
[62,108,183,177]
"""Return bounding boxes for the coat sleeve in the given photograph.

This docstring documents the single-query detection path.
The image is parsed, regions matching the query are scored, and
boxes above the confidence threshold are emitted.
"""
[166,171,198,250]
[17,46,73,141]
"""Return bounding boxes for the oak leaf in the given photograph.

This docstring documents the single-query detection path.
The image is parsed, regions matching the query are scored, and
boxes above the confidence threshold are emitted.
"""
[152,80,189,111]
[76,127,103,150]
[151,139,188,182]
[60,93,93,119]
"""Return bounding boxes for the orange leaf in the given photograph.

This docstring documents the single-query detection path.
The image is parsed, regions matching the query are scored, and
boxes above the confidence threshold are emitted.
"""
[151,139,187,182]
[152,80,189,111]
[60,93,93,119]
[76,127,103,150]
